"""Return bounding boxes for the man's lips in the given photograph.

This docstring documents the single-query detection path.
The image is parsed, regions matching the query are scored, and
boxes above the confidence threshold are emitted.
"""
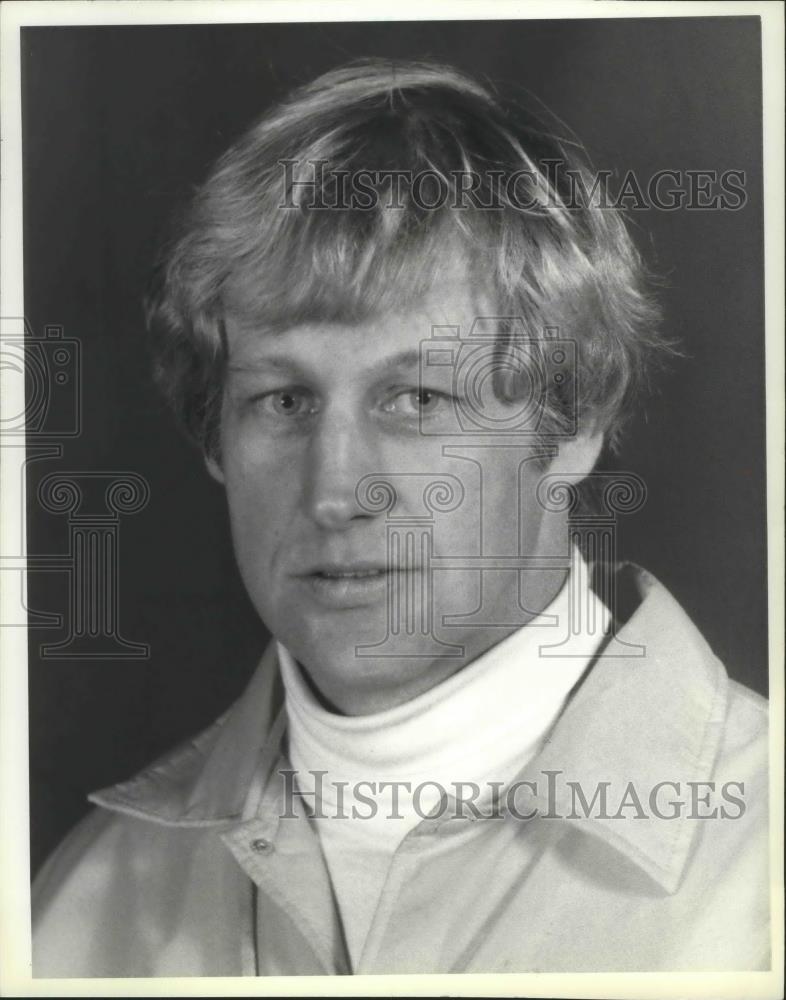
[298,562,418,578]
[295,562,418,609]
[307,565,388,579]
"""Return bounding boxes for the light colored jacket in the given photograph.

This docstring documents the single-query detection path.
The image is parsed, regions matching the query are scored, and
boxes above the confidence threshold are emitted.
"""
[32,565,771,976]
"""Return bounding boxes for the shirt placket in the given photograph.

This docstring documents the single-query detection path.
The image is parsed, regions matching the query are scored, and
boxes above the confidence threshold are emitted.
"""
[350,809,485,974]
[221,754,352,975]
[353,787,554,975]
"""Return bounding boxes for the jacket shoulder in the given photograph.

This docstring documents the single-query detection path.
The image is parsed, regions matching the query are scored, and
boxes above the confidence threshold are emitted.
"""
[32,805,235,977]
[33,807,131,976]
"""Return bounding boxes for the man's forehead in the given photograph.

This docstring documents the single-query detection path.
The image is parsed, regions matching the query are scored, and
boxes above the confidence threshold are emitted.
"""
[223,279,495,366]
[224,319,439,378]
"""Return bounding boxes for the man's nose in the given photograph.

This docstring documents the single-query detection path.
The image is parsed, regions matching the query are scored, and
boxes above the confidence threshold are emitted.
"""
[304,411,379,530]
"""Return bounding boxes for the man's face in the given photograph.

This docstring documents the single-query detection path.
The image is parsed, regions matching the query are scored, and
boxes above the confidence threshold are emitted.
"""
[211,278,598,714]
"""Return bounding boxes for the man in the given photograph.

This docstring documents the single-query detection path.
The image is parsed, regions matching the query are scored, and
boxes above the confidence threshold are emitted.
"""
[31,59,769,976]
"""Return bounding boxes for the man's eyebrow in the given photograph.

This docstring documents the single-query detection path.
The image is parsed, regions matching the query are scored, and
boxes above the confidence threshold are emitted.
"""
[226,356,308,376]
[367,349,423,378]
[225,348,425,379]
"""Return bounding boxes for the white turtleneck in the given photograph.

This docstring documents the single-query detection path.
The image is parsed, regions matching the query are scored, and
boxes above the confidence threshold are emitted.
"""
[278,550,609,966]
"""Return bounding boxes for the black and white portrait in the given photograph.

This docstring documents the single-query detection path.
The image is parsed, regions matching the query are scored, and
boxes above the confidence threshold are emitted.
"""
[0,3,781,995]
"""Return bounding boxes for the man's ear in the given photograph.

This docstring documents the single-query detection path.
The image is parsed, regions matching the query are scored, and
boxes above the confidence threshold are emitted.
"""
[205,452,225,485]
[548,428,604,480]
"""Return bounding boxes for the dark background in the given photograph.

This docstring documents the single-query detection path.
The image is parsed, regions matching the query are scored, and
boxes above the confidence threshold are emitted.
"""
[22,17,767,875]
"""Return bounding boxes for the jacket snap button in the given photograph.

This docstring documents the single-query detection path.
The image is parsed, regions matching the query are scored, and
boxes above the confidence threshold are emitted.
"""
[250,837,273,855]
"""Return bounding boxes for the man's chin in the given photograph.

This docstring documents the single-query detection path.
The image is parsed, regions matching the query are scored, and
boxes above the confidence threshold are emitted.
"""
[284,632,473,715]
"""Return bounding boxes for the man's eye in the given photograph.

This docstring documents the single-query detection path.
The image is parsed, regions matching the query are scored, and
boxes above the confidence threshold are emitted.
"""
[385,389,450,417]
[252,389,317,418]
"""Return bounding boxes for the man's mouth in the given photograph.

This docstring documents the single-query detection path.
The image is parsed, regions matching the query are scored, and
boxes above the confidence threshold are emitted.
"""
[313,567,389,580]
[298,563,413,609]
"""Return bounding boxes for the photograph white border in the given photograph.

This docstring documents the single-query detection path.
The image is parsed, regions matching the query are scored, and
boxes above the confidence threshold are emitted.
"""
[1,2,783,997]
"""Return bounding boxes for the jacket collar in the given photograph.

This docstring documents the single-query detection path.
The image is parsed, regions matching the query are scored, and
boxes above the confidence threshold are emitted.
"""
[89,563,729,895]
